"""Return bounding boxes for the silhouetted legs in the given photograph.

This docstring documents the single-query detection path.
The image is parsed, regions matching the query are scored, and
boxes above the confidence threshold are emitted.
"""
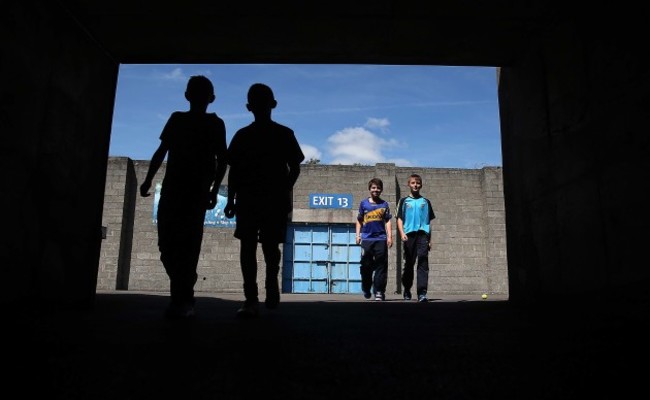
[262,242,281,308]
[157,201,204,317]
[240,240,259,305]
[240,240,281,306]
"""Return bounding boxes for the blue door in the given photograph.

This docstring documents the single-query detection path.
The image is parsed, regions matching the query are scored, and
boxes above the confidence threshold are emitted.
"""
[282,224,362,294]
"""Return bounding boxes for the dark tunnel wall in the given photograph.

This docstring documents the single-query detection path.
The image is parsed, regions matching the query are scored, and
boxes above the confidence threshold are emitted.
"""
[1,2,118,309]
[2,1,649,309]
[499,20,650,304]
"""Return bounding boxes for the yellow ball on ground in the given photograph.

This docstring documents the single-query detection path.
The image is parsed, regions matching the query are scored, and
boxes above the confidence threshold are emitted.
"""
[481,294,488,299]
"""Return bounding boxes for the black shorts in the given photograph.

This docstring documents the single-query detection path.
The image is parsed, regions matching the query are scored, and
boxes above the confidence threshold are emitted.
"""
[233,204,288,243]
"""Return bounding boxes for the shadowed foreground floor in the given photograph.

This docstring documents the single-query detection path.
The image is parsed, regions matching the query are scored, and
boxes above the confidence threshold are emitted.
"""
[8,291,649,399]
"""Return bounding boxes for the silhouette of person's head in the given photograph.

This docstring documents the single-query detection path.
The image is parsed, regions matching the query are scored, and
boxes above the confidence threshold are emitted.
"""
[246,83,277,116]
[185,75,215,105]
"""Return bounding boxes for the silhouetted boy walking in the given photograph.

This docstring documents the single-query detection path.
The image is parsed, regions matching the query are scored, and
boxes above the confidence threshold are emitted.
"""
[140,75,228,319]
[225,83,305,318]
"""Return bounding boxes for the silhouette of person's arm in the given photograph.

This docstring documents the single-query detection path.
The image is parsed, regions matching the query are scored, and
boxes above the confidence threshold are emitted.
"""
[140,141,169,197]
[206,114,228,209]
[284,160,301,213]
[224,165,238,218]
[207,157,228,209]
[287,161,301,189]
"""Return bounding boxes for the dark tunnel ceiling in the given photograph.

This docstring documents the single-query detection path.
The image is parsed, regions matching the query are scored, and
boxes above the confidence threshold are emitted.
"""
[59,0,569,66]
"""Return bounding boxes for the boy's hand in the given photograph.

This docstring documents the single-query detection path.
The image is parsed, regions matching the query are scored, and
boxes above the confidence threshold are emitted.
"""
[387,237,393,248]
[206,190,218,210]
[224,201,236,219]
[140,181,152,197]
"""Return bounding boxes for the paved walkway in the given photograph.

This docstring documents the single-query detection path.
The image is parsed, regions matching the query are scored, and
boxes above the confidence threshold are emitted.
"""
[8,291,648,399]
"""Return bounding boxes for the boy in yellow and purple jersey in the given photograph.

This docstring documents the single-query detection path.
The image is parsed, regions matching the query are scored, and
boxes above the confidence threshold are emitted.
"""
[355,178,393,301]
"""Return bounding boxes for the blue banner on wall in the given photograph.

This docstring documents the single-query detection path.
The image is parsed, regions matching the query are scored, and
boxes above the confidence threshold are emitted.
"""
[309,193,353,209]
[153,183,236,228]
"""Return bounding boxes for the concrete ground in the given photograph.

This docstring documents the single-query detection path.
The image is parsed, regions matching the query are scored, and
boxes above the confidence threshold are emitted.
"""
[8,290,649,399]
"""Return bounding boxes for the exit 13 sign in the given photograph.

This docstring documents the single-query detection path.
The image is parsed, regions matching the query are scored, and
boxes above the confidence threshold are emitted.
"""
[309,193,353,209]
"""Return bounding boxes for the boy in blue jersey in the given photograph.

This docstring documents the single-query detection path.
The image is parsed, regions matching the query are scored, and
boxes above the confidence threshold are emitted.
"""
[396,174,436,302]
[355,178,393,301]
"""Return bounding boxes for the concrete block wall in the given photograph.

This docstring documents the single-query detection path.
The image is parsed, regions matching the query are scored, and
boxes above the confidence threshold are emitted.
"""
[481,167,508,294]
[292,164,384,224]
[99,157,129,290]
[394,168,507,295]
[98,158,508,296]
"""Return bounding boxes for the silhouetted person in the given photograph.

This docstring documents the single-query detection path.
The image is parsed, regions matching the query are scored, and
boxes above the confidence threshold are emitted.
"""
[140,75,228,319]
[224,83,305,318]
[396,173,435,302]
[355,177,393,301]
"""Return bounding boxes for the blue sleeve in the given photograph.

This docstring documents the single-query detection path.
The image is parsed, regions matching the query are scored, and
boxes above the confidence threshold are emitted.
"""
[384,203,392,221]
[357,200,365,222]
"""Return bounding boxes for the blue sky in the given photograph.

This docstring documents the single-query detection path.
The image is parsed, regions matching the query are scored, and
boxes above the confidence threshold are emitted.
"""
[109,64,501,168]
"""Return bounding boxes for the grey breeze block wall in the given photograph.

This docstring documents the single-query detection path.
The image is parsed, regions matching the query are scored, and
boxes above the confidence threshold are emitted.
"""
[99,158,508,296]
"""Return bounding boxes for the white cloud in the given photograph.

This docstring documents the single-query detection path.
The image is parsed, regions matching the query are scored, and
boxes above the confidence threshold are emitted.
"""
[365,117,390,133]
[300,144,322,162]
[326,126,402,165]
[160,67,186,81]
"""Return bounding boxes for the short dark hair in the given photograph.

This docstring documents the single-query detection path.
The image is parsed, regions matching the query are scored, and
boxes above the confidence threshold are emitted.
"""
[186,75,214,97]
[247,83,275,106]
[407,174,422,183]
[368,177,384,190]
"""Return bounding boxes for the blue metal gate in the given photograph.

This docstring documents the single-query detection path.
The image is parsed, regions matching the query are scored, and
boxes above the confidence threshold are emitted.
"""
[282,224,362,294]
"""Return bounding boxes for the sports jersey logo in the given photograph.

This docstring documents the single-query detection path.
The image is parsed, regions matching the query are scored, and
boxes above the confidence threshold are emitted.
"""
[364,208,386,223]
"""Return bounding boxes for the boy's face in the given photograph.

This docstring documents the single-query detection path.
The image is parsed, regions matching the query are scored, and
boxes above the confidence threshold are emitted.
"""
[408,178,422,193]
[369,184,383,198]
